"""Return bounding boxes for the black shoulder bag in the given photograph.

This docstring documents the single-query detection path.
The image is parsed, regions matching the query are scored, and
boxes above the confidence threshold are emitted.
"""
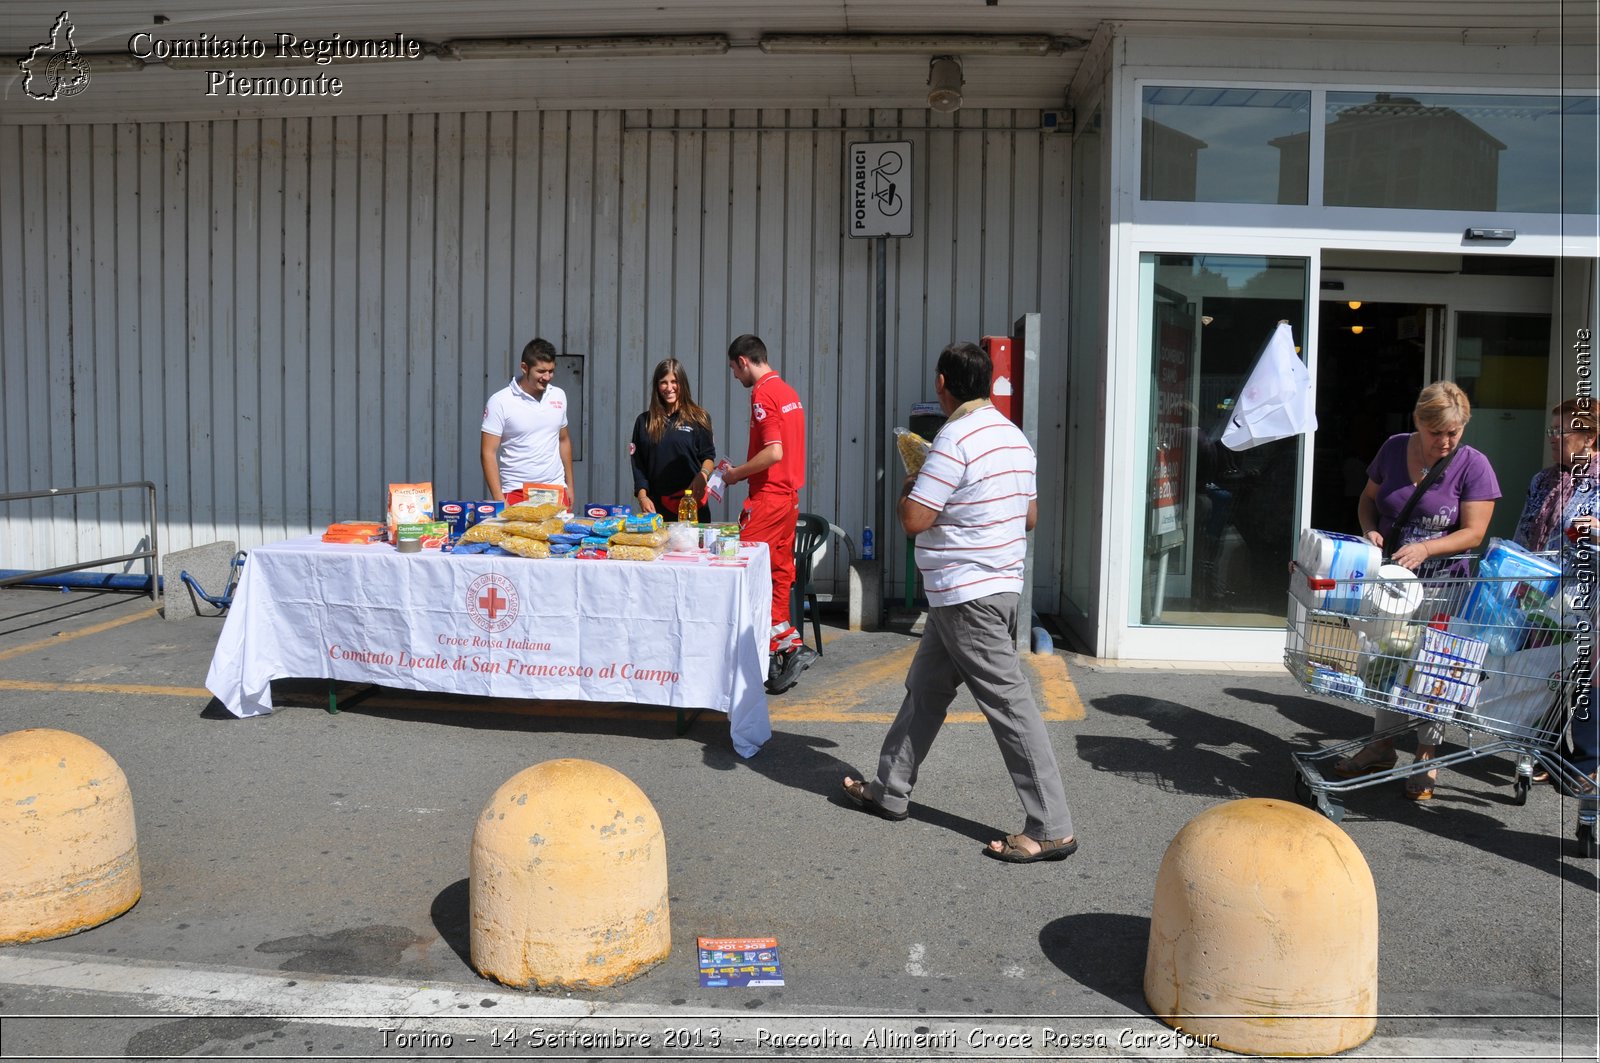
[1383,445,1459,558]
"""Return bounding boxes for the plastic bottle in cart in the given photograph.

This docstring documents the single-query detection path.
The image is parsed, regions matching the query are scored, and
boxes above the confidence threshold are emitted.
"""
[677,492,698,524]
[1310,667,1366,699]
[862,527,875,561]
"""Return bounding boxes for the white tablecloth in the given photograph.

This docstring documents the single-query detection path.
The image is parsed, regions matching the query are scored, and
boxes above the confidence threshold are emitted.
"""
[205,537,772,757]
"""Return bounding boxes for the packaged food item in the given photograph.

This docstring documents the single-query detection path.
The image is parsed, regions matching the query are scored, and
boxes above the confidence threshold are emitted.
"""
[548,533,586,546]
[580,535,611,549]
[894,427,932,476]
[548,541,577,556]
[450,540,511,555]
[608,543,666,562]
[520,482,566,508]
[458,521,509,544]
[593,517,624,537]
[563,519,597,534]
[669,523,701,552]
[394,520,450,548]
[610,528,671,549]
[499,535,551,559]
[624,513,664,534]
[500,518,566,541]
[437,500,473,539]
[575,545,609,559]
[501,502,562,522]
[322,521,386,544]
[677,493,698,523]
[607,504,634,517]
[583,503,612,519]
[387,482,434,539]
[472,500,505,523]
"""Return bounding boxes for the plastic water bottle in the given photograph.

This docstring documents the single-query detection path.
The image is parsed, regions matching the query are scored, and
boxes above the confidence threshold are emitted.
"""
[1310,667,1366,699]
[861,526,875,561]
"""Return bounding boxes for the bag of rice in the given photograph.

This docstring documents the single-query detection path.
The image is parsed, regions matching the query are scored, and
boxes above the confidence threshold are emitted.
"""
[894,428,931,476]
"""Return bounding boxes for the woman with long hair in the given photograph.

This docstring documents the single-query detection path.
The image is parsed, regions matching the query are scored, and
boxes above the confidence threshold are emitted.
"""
[629,357,716,520]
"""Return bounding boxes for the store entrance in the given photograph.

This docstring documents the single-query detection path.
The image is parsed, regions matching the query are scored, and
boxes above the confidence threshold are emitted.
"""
[1311,254,1555,544]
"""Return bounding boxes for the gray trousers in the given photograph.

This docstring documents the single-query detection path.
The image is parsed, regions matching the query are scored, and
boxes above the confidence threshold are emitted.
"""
[869,592,1075,841]
[1372,706,1444,748]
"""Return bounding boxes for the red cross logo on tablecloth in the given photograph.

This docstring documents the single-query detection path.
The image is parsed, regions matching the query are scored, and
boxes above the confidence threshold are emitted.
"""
[466,573,519,633]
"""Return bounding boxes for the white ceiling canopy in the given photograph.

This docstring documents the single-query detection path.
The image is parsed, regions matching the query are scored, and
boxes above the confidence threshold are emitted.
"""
[1,1,1592,122]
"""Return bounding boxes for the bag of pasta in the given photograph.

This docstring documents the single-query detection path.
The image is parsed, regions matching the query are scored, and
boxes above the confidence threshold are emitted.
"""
[458,521,510,544]
[499,535,551,559]
[501,502,563,522]
[608,542,666,562]
[608,528,670,549]
[499,517,566,541]
[894,428,932,476]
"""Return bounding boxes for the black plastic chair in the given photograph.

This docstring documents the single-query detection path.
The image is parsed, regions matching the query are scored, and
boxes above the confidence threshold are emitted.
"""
[792,512,829,655]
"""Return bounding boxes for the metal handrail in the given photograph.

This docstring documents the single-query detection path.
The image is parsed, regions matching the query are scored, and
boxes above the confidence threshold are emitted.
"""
[0,481,160,601]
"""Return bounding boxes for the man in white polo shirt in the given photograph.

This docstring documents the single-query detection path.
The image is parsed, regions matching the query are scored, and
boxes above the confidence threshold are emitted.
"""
[480,338,575,507]
[842,341,1077,864]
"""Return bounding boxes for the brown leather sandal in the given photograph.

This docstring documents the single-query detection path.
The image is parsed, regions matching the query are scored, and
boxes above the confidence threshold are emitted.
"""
[984,833,1078,863]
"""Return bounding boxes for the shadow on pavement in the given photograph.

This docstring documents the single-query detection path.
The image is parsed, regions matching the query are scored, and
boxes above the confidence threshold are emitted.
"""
[431,878,472,969]
[1038,912,1150,1006]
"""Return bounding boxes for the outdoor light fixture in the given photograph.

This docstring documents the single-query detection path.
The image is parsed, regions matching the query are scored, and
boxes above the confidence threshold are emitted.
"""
[759,33,1070,55]
[1347,300,1362,310]
[927,55,963,113]
[443,35,729,60]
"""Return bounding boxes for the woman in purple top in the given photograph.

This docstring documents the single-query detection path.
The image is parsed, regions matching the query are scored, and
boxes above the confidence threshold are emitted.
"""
[1334,381,1501,798]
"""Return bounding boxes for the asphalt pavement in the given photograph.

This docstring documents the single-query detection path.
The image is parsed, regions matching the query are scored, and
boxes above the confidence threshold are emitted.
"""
[0,585,1595,1061]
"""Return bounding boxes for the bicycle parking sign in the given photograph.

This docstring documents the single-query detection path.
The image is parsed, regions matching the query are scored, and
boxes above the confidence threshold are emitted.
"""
[847,141,913,238]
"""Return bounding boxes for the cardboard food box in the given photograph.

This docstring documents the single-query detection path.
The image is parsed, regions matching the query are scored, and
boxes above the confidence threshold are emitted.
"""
[1398,626,1488,715]
[395,521,451,549]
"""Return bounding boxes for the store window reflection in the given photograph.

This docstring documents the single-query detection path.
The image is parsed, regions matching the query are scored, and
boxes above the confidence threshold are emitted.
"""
[1319,91,1598,214]
[1141,86,1311,204]
[1140,254,1308,628]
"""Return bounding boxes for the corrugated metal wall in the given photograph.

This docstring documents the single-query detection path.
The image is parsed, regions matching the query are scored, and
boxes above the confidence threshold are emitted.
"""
[0,107,1067,603]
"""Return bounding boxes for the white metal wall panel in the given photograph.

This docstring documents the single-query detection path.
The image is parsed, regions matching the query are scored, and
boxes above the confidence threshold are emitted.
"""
[0,107,1067,606]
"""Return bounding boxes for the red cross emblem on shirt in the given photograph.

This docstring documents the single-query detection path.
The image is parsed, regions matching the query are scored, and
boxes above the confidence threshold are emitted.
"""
[478,586,506,619]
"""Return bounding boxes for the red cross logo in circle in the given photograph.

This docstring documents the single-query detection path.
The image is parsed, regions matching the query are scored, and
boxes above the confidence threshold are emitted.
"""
[466,573,519,633]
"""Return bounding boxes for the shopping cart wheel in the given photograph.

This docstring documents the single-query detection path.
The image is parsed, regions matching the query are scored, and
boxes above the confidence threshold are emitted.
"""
[1513,775,1532,806]
[1577,823,1598,859]
[1292,772,1313,807]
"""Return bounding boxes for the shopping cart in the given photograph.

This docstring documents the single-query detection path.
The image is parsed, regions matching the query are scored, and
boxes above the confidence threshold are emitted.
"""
[1284,553,1599,855]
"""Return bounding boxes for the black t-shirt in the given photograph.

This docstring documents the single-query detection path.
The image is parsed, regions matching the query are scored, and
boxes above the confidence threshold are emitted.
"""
[630,410,716,501]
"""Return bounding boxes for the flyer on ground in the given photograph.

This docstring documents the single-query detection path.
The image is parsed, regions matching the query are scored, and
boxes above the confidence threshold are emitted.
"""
[696,936,784,987]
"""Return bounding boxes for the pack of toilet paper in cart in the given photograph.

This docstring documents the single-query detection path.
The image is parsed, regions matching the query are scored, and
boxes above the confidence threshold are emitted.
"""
[1293,530,1425,620]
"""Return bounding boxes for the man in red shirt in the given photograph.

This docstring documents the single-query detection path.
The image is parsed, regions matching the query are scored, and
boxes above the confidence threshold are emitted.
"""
[723,334,816,694]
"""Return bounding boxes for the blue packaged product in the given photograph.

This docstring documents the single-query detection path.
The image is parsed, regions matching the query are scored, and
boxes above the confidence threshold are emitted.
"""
[1454,538,1561,654]
[563,519,597,535]
[472,500,505,523]
[580,535,611,549]
[607,504,634,517]
[1309,667,1366,699]
[624,513,664,534]
[548,533,586,546]
[583,504,611,520]
[548,542,576,556]
[437,500,473,539]
[593,517,624,536]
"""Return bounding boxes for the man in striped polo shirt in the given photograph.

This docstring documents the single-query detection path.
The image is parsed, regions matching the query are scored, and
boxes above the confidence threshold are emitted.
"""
[843,341,1076,863]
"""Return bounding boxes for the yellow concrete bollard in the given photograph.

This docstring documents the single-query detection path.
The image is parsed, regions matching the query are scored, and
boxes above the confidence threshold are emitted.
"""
[470,758,670,989]
[1144,798,1377,1056]
[0,728,141,944]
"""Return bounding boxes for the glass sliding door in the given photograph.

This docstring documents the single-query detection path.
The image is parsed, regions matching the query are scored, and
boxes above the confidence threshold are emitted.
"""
[1137,254,1309,627]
